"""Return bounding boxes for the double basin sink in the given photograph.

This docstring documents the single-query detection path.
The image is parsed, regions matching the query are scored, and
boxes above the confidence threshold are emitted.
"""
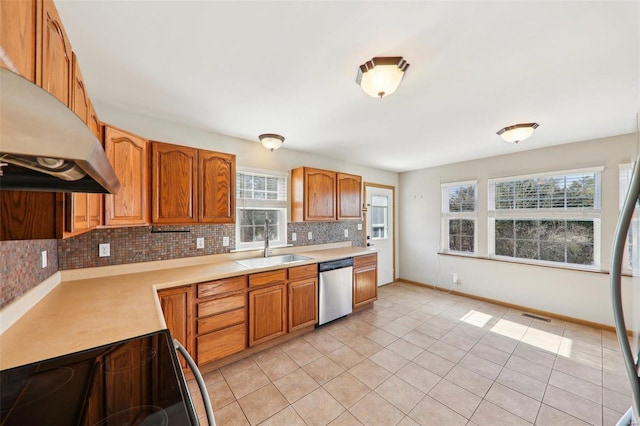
[235,254,311,269]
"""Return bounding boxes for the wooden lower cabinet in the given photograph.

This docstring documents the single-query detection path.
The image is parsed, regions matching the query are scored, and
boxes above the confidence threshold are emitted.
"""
[197,323,245,365]
[288,264,318,332]
[157,286,193,369]
[353,254,378,308]
[195,276,247,365]
[249,283,286,347]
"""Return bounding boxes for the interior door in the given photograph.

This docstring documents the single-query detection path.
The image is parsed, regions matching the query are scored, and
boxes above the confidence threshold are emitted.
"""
[365,184,394,286]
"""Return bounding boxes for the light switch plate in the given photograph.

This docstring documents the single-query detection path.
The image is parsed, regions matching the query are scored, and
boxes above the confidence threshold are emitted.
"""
[344,229,349,237]
[307,232,313,240]
[222,236,229,247]
[41,251,47,268]
[357,223,363,231]
[291,232,297,241]
[99,243,110,257]
[197,237,205,249]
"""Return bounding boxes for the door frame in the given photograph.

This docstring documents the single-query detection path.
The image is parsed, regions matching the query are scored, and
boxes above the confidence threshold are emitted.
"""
[363,182,396,283]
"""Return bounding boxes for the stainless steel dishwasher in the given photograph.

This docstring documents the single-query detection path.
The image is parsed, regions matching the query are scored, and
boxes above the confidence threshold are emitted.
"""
[318,257,354,325]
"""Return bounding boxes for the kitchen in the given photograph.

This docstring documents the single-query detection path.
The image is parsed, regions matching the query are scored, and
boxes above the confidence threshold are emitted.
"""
[1,1,639,425]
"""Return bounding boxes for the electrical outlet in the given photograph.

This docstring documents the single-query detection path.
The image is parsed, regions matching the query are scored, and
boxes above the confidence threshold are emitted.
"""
[196,237,205,249]
[99,243,110,257]
[344,229,349,238]
[452,273,458,284]
[357,223,363,231]
[291,232,297,241]
[307,231,313,240]
[41,251,47,268]
[222,236,229,247]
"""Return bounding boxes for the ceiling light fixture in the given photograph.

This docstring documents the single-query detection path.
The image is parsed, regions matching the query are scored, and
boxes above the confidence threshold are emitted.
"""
[497,123,539,144]
[259,133,285,151]
[356,56,409,98]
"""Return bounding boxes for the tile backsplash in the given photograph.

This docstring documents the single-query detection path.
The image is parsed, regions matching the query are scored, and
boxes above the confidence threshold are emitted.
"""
[2,220,363,308]
[1,239,58,308]
[58,220,363,270]
[58,224,236,270]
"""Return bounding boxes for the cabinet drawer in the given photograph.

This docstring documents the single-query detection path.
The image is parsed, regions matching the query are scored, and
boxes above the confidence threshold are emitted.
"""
[354,254,377,268]
[197,324,246,365]
[197,308,245,335]
[197,276,247,299]
[249,269,287,287]
[197,293,245,318]
[288,263,318,281]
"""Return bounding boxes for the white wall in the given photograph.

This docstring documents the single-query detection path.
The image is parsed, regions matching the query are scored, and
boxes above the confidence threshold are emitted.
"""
[399,133,637,326]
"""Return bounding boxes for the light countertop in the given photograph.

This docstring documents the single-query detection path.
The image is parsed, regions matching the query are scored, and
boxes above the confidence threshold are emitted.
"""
[0,245,375,370]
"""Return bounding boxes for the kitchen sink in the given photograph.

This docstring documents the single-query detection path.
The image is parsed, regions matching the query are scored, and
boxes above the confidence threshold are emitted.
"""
[235,254,311,268]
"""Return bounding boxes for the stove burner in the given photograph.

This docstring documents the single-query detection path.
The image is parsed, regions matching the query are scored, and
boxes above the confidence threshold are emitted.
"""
[1,367,74,411]
[101,346,156,374]
[92,405,168,426]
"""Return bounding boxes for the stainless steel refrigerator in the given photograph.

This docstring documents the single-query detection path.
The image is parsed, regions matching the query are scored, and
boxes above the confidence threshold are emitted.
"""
[611,123,640,425]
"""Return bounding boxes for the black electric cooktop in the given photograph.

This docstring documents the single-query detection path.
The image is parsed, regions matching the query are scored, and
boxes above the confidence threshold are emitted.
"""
[0,329,198,425]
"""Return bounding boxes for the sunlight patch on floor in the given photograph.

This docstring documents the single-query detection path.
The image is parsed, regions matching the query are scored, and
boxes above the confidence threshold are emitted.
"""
[490,318,528,340]
[459,310,493,328]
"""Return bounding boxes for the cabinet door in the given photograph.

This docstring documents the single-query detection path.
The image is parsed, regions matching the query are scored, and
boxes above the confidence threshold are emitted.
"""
[104,126,149,226]
[158,286,193,369]
[304,168,336,221]
[198,151,235,223]
[0,191,59,240]
[353,265,377,308]
[249,284,286,347]
[41,0,71,106]
[65,54,93,235]
[337,173,362,220]
[151,142,197,224]
[288,278,318,332]
[0,0,37,82]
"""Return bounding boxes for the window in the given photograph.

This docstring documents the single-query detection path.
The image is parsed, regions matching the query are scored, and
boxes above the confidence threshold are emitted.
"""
[236,169,288,250]
[620,163,640,273]
[441,181,477,254]
[488,168,602,267]
[370,195,389,239]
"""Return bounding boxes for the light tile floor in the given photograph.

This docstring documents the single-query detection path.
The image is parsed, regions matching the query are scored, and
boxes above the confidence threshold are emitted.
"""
[188,282,634,425]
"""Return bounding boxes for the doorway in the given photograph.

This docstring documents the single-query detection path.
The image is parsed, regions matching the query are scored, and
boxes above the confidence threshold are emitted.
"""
[364,183,395,286]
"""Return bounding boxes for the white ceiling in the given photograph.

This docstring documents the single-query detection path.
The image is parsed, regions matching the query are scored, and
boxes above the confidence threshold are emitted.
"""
[56,1,639,173]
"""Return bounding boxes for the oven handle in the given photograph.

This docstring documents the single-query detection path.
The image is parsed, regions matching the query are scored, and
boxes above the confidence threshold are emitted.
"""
[174,339,216,426]
[610,159,640,421]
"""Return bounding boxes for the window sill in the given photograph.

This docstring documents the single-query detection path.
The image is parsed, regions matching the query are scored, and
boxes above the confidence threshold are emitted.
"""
[437,251,630,276]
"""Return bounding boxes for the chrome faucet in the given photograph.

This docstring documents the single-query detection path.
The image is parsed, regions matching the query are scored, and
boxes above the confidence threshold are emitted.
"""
[263,218,271,258]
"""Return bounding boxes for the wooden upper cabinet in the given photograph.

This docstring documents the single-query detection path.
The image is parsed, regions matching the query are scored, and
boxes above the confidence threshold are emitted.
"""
[41,0,71,106]
[291,167,362,222]
[0,0,38,82]
[198,151,235,223]
[291,167,336,222]
[71,53,89,122]
[151,142,198,224]
[337,173,362,220]
[104,126,149,226]
[88,102,101,140]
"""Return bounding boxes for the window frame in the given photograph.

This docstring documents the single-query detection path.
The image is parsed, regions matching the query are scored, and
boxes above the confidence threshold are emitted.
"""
[619,163,639,274]
[488,167,603,269]
[441,180,478,255]
[235,168,288,251]
[370,194,389,240]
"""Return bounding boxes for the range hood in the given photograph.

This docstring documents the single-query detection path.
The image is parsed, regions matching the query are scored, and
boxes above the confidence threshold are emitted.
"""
[0,68,120,194]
